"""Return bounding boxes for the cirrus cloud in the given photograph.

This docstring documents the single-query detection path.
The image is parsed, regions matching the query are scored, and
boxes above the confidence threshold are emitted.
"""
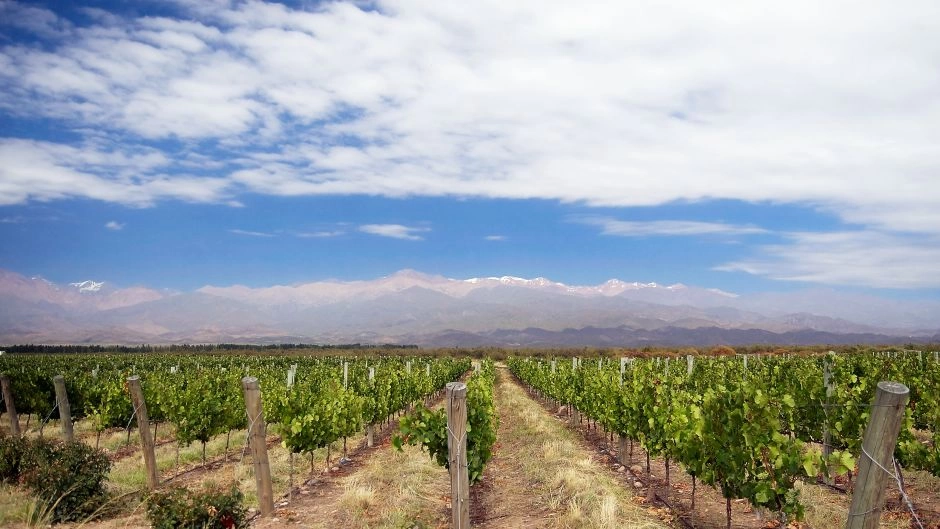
[574,217,768,237]
[359,224,430,241]
[717,231,940,289]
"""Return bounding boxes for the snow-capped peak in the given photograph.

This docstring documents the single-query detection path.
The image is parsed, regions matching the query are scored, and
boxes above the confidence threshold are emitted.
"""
[463,275,568,289]
[70,280,104,293]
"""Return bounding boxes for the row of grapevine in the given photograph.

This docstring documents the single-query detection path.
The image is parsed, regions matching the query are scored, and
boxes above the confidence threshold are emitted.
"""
[393,360,499,484]
[0,353,471,465]
[508,350,939,523]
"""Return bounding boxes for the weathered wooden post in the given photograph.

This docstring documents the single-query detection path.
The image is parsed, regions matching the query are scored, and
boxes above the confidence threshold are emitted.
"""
[126,376,159,489]
[242,377,274,517]
[845,381,910,529]
[446,382,469,529]
[53,375,74,442]
[0,374,19,437]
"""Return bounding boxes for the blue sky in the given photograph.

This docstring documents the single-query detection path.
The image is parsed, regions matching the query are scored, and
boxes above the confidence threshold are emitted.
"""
[1,0,939,296]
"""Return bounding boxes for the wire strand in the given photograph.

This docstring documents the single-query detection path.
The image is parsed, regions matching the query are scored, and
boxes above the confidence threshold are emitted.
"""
[848,445,926,529]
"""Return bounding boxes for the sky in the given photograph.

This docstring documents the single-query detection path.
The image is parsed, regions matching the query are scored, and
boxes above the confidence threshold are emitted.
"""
[0,0,939,295]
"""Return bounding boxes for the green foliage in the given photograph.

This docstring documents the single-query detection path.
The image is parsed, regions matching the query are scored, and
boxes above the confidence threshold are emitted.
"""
[393,361,498,485]
[691,381,816,519]
[1,437,112,523]
[393,406,449,468]
[272,378,364,456]
[78,372,133,432]
[147,485,247,529]
[465,362,498,484]
[0,436,29,483]
[161,369,244,447]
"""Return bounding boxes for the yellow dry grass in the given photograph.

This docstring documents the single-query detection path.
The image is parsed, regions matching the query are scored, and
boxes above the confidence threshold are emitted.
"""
[494,365,667,529]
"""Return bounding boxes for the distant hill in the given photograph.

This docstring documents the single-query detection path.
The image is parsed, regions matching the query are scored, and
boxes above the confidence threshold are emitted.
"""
[1,268,937,346]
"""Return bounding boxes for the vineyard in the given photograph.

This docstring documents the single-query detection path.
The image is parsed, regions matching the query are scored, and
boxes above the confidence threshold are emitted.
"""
[0,348,937,529]
[508,350,940,526]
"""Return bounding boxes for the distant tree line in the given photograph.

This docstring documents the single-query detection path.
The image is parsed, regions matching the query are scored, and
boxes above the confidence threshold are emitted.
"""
[2,343,420,355]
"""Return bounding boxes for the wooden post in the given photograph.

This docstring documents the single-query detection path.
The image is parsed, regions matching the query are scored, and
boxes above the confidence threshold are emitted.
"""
[367,367,375,447]
[618,434,627,465]
[242,377,275,517]
[53,375,74,442]
[446,382,469,529]
[126,376,159,489]
[845,381,910,529]
[0,375,19,438]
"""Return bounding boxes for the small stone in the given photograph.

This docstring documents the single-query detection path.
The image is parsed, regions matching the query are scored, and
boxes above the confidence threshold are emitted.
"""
[617,465,626,472]
[331,466,340,472]
[633,481,643,488]
[630,465,643,474]
[278,501,289,507]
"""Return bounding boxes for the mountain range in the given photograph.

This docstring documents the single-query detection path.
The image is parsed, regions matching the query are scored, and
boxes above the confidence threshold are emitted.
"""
[1,268,938,347]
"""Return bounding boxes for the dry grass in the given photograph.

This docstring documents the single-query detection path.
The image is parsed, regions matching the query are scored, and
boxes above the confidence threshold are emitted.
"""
[247,409,450,529]
[324,444,450,529]
[0,483,32,527]
[494,365,667,529]
[797,467,940,529]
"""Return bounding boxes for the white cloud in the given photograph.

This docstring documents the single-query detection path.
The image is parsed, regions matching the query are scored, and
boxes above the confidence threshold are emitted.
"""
[717,231,940,289]
[359,224,429,241]
[484,235,507,241]
[0,1,72,38]
[296,230,345,238]
[229,228,274,237]
[0,0,937,240]
[576,217,767,237]
[0,138,232,206]
[104,220,124,230]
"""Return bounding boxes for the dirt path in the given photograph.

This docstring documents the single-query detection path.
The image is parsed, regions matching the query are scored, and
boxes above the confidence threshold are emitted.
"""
[472,365,671,529]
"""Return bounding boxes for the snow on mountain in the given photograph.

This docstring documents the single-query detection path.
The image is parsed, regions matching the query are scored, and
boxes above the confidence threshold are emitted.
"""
[0,271,163,311]
[198,271,739,306]
[70,280,104,293]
